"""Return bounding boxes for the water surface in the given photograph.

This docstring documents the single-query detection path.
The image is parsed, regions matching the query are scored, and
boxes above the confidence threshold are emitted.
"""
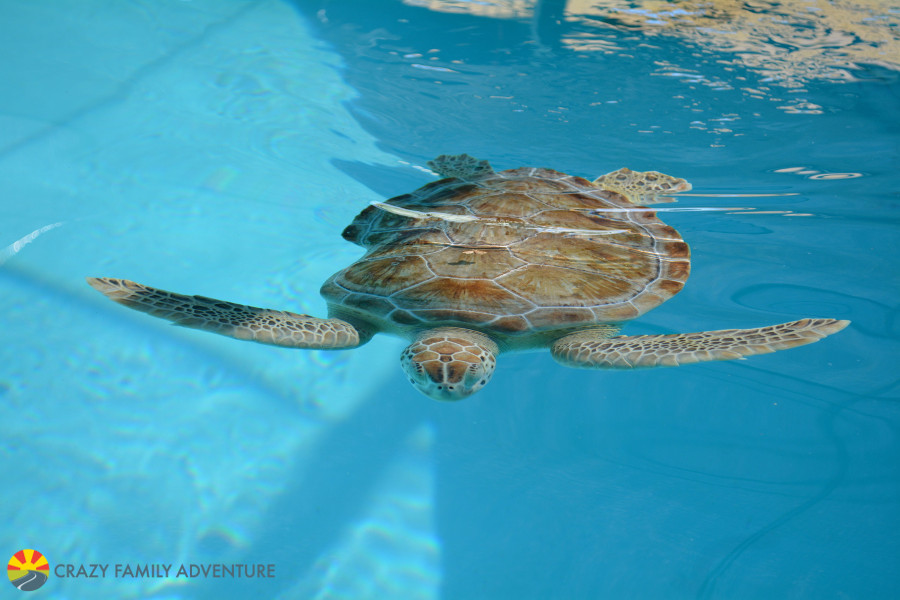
[0,1,897,599]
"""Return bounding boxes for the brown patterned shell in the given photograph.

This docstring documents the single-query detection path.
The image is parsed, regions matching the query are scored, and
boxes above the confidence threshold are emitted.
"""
[320,167,690,336]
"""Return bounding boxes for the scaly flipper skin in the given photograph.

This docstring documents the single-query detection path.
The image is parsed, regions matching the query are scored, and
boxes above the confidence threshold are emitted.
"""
[551,318,850,369]
[86,277,365,349]
[427,153,494,180]
[593,167,692,205]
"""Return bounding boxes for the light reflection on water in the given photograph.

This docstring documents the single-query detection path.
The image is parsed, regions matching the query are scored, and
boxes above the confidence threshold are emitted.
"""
[404,0,900,114]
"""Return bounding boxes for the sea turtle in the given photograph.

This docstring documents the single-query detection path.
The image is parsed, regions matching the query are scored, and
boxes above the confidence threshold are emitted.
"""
[87,154,848,401]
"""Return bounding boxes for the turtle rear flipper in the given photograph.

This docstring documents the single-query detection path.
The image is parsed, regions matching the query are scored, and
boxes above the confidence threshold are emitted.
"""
[87,277,368,349]
[427,153,494,180]
[594,167,691,205]
[551,318,849,369]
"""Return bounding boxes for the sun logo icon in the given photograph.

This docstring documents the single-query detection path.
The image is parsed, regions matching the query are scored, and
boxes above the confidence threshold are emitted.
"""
[7,550,49,592]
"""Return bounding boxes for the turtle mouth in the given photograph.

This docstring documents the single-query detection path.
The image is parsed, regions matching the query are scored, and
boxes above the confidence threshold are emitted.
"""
[404,360,490,401]
[410,378,487,402]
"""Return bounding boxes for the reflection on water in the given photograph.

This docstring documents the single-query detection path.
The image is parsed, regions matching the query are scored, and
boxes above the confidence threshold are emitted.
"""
[774,166,864,180]
[405,0,900,111]
[0,222,63,265]
[404,0,534,19]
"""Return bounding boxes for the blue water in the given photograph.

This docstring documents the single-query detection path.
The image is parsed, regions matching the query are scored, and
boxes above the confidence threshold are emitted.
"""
[1,1,897,598]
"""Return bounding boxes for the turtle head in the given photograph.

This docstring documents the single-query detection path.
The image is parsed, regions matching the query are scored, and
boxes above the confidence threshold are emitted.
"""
[400,328,498,401]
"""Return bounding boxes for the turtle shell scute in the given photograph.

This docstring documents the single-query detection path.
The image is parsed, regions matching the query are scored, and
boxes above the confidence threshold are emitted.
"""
[329,167,691,332]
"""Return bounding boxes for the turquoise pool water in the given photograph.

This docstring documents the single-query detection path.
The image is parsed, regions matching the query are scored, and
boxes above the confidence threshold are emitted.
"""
[1,1,897,598]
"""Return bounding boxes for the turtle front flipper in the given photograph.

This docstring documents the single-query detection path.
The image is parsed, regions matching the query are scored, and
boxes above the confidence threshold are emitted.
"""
[426,153,494,180]
[87,277,367,349]
[551,318,849,369]
[594,167,691,205]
